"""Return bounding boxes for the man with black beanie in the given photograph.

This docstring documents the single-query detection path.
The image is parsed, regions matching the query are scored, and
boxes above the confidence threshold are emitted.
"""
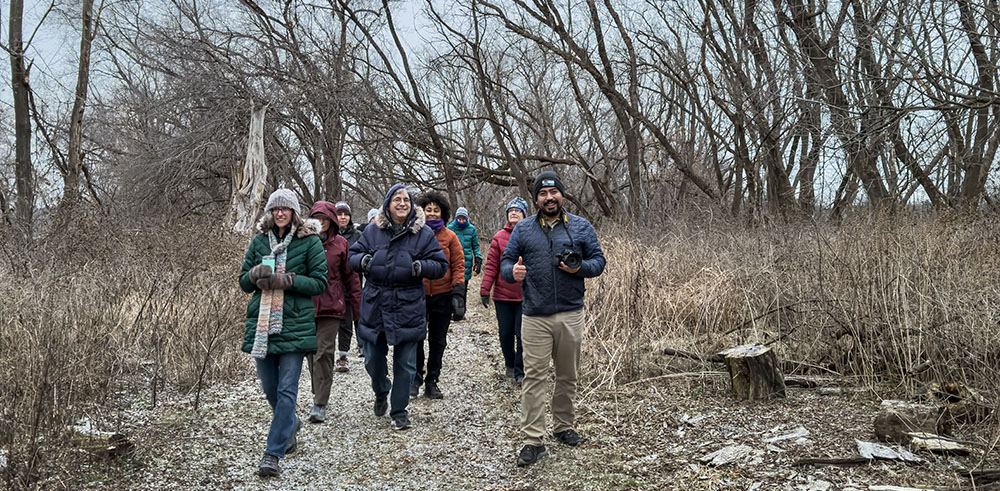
[501,170,606,467]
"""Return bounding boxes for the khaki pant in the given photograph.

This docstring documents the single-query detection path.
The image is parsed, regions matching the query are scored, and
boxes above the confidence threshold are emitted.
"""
[520,308,586,446]
[308,317,341,406]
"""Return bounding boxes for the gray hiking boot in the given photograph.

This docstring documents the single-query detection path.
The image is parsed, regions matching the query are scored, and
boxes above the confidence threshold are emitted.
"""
[308,405,326,424]
[258,454,279,477]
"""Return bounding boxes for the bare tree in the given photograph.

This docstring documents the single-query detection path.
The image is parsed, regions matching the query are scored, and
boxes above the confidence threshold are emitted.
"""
[8,0,34,231]
[60,0,100,215]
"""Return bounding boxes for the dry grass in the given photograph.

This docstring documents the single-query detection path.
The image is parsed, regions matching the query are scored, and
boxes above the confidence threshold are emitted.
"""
[0,213,248,488]
[584,212,1000,405]
[5,209,1000,487]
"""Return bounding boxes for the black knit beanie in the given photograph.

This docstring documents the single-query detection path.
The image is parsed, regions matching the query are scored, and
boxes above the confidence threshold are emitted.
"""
[532,171,565,200]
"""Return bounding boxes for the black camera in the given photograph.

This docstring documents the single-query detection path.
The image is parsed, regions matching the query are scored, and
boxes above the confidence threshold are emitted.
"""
[553,249,582,269]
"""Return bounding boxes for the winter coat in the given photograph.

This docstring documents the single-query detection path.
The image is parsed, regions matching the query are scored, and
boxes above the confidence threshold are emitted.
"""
[338,223,362,247]
[349,185,449,346]
[501,211,606,316]
[424,226,465,296]
[447,220,481,282]
[309,201,362,320]
[480,222,523,302]
[240,218,328,355]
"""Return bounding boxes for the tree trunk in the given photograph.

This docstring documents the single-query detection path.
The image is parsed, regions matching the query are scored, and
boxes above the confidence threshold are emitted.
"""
[229,104,270,235]
[61,0,97,216]
[9,0,33,231]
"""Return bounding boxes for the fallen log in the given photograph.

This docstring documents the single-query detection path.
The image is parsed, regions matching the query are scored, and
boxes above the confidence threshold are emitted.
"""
[791,457,870,467]
[905,432,971,455]
[661,347,724,363]
[719,344,786,400]
[69,419,133,458]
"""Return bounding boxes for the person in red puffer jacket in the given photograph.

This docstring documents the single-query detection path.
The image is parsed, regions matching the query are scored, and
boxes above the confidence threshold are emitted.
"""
[480,197,528,384]
[306,200,362,424]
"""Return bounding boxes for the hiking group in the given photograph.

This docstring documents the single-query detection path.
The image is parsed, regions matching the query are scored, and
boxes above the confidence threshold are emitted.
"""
[238,171,606,477]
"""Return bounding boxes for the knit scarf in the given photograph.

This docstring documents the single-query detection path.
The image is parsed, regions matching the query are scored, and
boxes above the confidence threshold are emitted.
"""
[250,226,297,359]
[426,218,444,232]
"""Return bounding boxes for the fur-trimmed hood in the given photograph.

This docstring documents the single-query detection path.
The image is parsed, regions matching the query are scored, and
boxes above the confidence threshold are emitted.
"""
[374,204,426,234]
[374,183,426,235]
[255,213,322,238]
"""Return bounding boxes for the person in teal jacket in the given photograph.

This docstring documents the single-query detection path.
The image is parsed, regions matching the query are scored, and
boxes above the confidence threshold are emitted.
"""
[447,206,481,320]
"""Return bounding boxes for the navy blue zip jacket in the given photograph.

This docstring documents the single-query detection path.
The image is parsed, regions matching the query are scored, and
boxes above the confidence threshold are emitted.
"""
[500,210,606,316]
[349,184,448,345]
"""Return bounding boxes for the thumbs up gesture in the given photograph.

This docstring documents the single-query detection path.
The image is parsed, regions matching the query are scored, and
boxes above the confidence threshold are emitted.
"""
[513,256,527,282]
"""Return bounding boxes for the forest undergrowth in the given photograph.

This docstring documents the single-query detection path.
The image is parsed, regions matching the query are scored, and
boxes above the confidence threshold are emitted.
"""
[3,210,1000,487]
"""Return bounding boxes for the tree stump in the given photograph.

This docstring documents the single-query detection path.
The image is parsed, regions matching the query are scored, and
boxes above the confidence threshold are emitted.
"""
[718,344,786,400]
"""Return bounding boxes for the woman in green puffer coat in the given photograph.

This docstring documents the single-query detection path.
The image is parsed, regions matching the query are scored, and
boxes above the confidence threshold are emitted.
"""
[239,189,328,478]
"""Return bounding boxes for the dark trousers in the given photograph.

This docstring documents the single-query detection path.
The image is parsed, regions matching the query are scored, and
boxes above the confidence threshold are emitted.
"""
[360,332,417,419]
[340,309,355,354]
[416,292,452,385]
[308,318,341,405]
[495,300,524,378]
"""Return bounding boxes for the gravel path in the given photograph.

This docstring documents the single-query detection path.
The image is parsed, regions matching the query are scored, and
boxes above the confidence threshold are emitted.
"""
[122,306,616,490]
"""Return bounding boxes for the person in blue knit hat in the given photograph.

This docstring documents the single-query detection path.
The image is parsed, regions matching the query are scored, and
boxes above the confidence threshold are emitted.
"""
[447,206,481,321]
[348,184,449,431]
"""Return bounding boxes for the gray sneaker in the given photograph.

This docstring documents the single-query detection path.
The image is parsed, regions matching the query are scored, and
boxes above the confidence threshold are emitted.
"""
[258,454,279,477]
[308,405,326,424]
[392,415,412,431]
[505,366,516,379]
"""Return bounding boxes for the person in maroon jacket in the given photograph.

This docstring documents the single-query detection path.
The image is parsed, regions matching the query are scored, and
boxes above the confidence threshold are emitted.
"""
[480,197,528,384]
[307,201,362,423]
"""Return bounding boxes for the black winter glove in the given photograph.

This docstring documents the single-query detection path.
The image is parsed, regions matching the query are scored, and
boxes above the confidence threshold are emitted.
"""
[360,254,373,273]
[451,283,467,320]
[473,256,483,275]
[411,260,422,277]
[249,264,272,283]
[481,295,490,308]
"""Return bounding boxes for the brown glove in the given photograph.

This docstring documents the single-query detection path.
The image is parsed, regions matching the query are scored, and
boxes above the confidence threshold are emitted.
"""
[249,264,272,283]
[256,272,295,290]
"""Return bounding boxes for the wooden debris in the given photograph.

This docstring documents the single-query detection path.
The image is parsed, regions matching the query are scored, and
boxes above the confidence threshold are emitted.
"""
[792,441,923,467]
[680,413,713,426]
[874,400,950,443]
[763,426,809,443]
[661,347,724,364]
[928,382,991,424]
[968,468,1000,484]
[906,359,933,376]
[699,444,754,466]
[856,440,922,463]
[69,418,133,458]
[783,376,836,388]
[718,345,786,400]
[791,457,869,467]
[905,432,971,455]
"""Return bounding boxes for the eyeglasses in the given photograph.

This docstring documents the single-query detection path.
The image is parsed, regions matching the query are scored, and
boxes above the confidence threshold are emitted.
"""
[391,196,410,205]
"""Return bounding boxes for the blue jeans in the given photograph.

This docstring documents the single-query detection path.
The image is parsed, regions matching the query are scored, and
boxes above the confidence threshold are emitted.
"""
[361,333,417,419]
[255,352,304,458]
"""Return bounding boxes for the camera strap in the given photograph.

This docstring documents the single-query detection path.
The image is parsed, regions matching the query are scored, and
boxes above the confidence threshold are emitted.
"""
[540,211,575,254]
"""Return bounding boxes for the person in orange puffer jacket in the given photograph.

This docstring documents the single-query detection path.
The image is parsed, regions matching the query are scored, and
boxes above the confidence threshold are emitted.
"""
[413,191,465,399]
